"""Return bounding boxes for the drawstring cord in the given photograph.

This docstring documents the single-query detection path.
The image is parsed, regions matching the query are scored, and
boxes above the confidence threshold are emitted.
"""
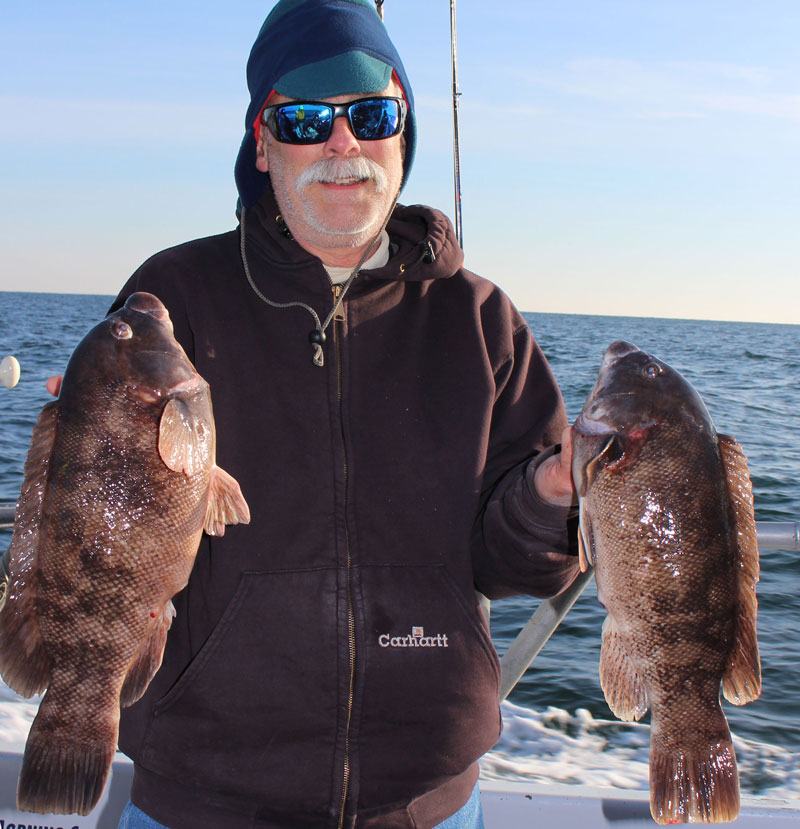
[398,239,436,273]
[239,195,399,367]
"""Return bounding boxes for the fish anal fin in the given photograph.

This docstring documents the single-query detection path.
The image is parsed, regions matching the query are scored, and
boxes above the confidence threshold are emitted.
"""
[649,728,739,824]
[599,617,648,721]
[0,401,60,697]
[717,433,762,705]
[204,465,251,537]
[120,600,176,707]
[158,397,212,476]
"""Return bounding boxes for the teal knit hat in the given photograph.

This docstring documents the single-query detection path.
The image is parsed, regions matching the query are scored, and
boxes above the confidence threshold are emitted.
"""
[234,0,416,209]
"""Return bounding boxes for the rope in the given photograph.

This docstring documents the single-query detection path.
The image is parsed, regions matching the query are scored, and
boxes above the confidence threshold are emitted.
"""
[239,193,399,367]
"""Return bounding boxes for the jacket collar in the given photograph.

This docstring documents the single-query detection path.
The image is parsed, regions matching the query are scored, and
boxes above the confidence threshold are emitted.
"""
[243,185,464,287]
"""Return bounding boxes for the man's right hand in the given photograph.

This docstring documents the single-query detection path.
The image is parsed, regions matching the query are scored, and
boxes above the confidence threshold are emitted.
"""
[46,376,63,397]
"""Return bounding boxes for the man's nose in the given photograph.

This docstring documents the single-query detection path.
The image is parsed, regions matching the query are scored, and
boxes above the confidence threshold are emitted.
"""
[324,114,361,156]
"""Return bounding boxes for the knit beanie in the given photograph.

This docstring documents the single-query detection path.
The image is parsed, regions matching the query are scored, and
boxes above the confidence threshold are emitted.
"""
[234,0,416,210]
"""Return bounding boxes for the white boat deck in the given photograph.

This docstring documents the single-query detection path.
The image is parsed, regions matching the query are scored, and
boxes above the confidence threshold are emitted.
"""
[0,753,796,828]
[480,779,799,827]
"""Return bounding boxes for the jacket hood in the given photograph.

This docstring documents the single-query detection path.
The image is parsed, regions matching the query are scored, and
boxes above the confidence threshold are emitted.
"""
[234,0,416,211]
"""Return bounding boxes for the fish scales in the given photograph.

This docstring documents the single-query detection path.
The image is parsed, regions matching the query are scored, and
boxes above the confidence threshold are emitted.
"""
[0,292,250,816]
[572,340,760,825]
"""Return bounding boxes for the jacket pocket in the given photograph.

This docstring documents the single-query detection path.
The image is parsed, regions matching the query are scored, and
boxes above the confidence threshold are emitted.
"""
[355,564,501,810]
[138,567,341,815]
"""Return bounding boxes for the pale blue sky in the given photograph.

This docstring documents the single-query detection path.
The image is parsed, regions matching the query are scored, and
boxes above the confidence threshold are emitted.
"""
[2,1,798,323]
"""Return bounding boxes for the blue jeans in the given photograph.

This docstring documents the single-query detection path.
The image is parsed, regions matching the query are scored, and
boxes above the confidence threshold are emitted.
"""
[434,783,485,829]
[118,784,485,828]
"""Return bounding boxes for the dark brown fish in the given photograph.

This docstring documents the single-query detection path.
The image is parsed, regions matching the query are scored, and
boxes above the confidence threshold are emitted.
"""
[572,341,760,825]
[0,292,250,815]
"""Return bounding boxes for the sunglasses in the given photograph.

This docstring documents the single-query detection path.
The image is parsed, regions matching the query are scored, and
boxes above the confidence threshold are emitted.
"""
[261,96,407,145]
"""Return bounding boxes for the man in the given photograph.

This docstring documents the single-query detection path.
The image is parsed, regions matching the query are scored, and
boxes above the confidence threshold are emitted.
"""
[112,0,579,826]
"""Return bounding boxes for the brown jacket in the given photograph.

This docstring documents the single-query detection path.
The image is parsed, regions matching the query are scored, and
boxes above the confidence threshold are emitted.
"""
[115,187,579,828]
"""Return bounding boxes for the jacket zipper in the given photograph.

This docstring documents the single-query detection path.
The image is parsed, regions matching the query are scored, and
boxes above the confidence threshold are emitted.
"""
[333,284,355,829]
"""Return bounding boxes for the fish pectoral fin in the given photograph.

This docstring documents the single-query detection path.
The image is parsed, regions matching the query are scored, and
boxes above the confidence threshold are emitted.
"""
[577,502,595,573]
[0,401,60,698]
[120,600,177,707]
[204,465,251,537]
[718,433,762,704]
[599,617,648,721]
[158,397,213,476]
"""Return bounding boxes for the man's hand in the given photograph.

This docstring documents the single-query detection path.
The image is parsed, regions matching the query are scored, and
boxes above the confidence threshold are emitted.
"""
[533,426,576,507]
[46,376,63,397]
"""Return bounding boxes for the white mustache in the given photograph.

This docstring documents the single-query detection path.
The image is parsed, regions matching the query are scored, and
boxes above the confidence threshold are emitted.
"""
[296,156,388,194]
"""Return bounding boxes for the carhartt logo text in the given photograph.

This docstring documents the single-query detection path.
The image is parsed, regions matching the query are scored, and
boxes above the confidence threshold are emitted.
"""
[378,626,449,648]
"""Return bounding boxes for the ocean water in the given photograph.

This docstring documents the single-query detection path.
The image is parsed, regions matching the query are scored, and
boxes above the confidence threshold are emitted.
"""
[0,292,798,802]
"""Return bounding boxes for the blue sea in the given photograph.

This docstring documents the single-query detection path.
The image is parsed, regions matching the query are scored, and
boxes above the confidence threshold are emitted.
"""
[1,292,798,801]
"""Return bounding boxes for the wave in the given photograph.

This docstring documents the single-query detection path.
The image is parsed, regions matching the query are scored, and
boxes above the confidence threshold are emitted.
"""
[480,700,800,802]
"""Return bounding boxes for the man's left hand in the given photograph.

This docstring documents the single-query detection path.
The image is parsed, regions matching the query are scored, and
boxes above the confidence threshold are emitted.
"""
[533,426,576,507]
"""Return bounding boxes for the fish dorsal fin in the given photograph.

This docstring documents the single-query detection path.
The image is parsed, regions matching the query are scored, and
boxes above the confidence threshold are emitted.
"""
[717,433,761,705]
[204,465,251,537]
[158,397,212,476]
[0,401,60,697]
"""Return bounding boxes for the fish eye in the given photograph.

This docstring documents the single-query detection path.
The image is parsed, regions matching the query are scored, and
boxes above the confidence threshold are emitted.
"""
[643,363,662,379]
[112,321,133,340]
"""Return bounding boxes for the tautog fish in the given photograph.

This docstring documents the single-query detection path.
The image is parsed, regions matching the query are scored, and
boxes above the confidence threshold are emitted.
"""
[0,292,250,815]
[572,341,760,824]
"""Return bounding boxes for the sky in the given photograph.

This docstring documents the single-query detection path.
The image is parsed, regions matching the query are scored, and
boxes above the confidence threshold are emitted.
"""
[1,1,799,324]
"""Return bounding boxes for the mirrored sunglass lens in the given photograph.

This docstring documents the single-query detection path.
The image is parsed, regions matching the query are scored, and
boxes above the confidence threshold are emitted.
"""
[349,100,401,139]
[276,104,332,142]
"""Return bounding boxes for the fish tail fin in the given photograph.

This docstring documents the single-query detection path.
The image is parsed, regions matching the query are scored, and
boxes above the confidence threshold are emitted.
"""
[18,691,115,816]
[649,718,739,824]
[204,464,251,536]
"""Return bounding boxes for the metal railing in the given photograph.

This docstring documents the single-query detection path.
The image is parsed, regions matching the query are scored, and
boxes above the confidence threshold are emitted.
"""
[0,504,17,529]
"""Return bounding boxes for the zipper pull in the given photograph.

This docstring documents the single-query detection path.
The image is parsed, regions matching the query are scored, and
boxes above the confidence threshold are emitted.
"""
[332,284,345,322]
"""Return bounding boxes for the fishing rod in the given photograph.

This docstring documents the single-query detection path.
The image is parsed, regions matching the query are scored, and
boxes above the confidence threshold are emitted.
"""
[450,0,464,249]
[377,0,464,249]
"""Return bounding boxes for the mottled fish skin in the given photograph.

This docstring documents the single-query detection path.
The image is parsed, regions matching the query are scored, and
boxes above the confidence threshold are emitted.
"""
[0,292,250,815]
[572,341,760,825]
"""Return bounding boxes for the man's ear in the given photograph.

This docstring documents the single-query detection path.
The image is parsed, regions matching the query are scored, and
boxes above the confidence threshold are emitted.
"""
[255,131,269,173]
